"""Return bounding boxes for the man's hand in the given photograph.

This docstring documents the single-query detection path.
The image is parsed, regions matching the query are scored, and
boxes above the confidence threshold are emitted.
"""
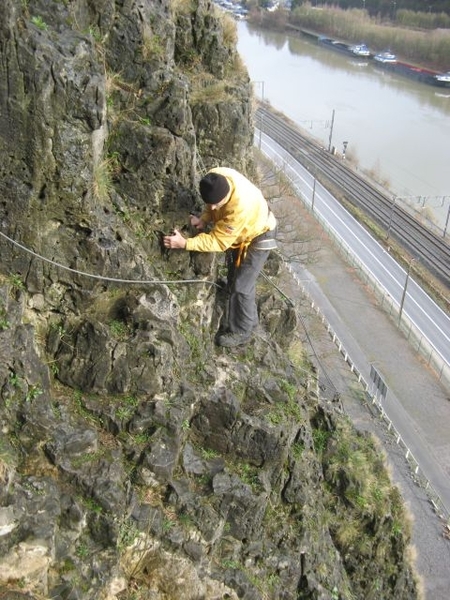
[190,214,205,230]
[163,229,187,249]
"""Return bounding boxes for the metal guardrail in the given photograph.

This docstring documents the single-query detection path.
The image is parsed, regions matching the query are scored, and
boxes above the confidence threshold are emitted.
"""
[258,130,450,520]
[261,136,450,520]
[324,226,450,388]
[285,260,450,523]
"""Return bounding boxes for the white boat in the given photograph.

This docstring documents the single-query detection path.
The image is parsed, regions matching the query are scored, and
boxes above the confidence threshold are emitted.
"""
[373,50,397,64]
[434,71,450,86]
[349,43,371,57]
[318,37,371,61]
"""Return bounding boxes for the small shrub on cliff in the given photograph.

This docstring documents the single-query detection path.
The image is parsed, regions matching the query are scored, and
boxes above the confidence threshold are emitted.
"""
[190,74,230,104]
[7,273,25,292]
[30,15,48,30]
[142,32,165,61]
[221,12,238,46]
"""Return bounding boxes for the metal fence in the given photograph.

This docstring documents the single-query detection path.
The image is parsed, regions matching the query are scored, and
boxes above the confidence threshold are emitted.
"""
[320,217,450,388]
[284,259,450,523]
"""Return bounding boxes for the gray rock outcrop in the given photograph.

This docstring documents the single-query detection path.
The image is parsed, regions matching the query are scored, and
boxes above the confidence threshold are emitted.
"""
[0,1,420,599]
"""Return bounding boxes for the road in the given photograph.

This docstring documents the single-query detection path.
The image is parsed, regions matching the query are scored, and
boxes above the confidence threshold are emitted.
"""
[272,209,450,600]
[257,128,450,381]
[257,126,450,599]
[257,128,450,515]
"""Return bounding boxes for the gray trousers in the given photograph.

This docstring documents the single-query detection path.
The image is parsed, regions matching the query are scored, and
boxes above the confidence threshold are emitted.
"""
[225,229,276,336]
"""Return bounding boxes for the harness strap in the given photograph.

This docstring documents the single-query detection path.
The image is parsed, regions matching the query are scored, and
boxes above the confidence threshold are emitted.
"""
[231,210,277,267]
[233,228,278,267]
[235,240,252,267]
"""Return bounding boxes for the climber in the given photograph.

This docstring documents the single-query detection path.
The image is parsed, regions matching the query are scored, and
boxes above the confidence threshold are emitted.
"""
[163,167,277,347]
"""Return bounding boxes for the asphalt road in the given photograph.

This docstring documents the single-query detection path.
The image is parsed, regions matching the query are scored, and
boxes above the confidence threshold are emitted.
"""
[259,128,450,506]
[258,134,450,599]
[259,130,450,375]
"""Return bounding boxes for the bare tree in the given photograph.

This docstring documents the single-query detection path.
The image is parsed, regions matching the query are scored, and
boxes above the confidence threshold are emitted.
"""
[256,158,324,267]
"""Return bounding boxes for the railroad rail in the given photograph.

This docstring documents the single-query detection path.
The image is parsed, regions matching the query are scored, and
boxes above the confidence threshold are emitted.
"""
[256,105,450,291]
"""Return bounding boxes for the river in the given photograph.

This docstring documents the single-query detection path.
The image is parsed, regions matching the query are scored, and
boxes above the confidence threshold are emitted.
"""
[236,21,450,230]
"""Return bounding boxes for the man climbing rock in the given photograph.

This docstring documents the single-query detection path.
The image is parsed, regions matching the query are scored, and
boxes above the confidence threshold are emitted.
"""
[163,167,277,347]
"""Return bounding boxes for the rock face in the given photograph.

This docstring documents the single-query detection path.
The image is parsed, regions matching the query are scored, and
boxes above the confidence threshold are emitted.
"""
[0,1,420,599]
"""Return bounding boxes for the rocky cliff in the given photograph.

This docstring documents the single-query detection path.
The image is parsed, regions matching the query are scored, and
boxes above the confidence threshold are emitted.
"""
[0,1,420,599]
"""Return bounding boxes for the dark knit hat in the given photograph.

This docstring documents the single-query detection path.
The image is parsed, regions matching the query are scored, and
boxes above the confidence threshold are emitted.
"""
[199,173,230,204]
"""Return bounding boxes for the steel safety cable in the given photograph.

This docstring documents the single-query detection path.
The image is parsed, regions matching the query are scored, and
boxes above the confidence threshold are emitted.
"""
[0,229,218,287]
[2,227,341,399]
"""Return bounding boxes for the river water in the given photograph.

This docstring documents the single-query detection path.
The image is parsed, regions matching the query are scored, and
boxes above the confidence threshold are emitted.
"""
[236,21,450,230]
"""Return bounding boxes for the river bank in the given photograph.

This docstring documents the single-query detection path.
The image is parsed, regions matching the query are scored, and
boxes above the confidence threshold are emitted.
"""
[252,4,450,73]
[286,24,450,89]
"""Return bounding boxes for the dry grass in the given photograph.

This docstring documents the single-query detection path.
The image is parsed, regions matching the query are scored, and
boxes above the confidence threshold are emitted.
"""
[222,11,238,46]
[0,440,15,487]
[92,156,120,202]
[189,73,231,104]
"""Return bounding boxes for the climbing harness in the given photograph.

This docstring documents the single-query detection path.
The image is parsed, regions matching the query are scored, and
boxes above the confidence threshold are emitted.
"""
[234,240,252,267]
[232,226,277,268]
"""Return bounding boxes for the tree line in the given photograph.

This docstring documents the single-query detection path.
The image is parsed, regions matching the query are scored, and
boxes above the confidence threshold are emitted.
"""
[263,1,450,18]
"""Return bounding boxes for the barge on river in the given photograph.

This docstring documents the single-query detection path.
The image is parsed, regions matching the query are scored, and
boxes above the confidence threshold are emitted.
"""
[316,34,449,88]
[318,36,371,58]
[373,50,397,64]
[372,52,446,86]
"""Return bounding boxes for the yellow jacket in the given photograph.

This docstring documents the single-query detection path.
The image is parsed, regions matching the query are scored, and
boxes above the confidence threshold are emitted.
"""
[185,167,276,253]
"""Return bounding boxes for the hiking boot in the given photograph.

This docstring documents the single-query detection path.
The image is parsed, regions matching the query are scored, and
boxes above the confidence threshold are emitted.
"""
[216,331,252,347]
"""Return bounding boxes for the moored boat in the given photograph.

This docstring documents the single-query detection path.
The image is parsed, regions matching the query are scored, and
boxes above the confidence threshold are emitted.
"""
[394,61,441,85]
[318,36,371,59]
[373,50,397,64]
[316,32,447,88]
[434,71,450,87]
[373,52,443,86]
[349,43,371,57]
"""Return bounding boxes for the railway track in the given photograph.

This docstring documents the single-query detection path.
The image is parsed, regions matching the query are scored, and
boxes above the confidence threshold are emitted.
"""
[256,105,450,291]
